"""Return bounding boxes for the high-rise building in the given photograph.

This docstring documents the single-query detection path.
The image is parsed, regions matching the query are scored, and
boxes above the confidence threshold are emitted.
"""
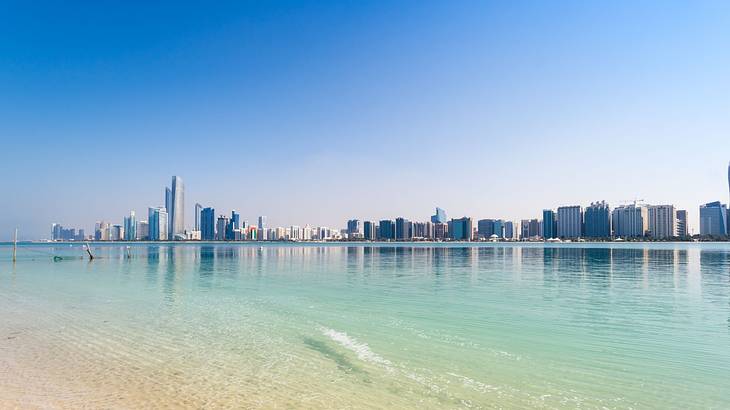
[647,205,677,239]
[148,207,168,241]
[395,217,413,240]
[504,221,515,240]
[699,201,728,237]
[258,216,267,230]
[216,215,229,241]
[676,210,688,237]
[123,211,136,241]
[542,210,557,239]
[584,201,611,238]
[378,220,395,240]
[194,203,202,231]
[557,206,582,238]
[169,176,185,240]
[136,220,149,240]
[433,223,448,240]
[448,217,473,241]
[226,210,240,240]
[612,204,648,238]
[477,219,494,239]
[363,221,377,240]
[347,219,362,238]
[431,207,447,224]
[201,207,215,241]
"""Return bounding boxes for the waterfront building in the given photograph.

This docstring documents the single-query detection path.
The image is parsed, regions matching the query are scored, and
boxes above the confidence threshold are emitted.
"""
[378,220,396,240]
[363,221,377,240]
[216,216,229,240]
[542,210,557,239]
[136,220,149,240]
[493,220,505,238]
[258,216,267,230]
[647,205,677,239]
[557,206,582,238]
[504,221,515,240]
[584,201,611,238]
[169,176,185,240]
[612,204,648,238]
[431,207,448,224]
[699,201,728,237]
[123,211,136,241]
[347,219,362,239]
[226,210,240,241]
[148,207,168,241]
[477,219,494,239]
[448,217,473,241]
[676,210,688,237]
[395,217,413,240]
[289,226,301,240]
[194,203,202,231]
[201,207,215,241]
[433,222,448,240]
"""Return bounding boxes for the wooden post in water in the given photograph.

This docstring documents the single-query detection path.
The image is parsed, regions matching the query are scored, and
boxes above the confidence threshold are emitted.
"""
[85,242,94,260]
[12,228,17,263]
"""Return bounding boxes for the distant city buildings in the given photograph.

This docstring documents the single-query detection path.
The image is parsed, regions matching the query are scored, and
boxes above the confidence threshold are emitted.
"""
[647,205,677,239]
[584,201,611,238]
[449,217,473,241]
[676,210,688,238]
[699,201,727,237]
[431,207,447,224]
[612,204,647,238]
[542,210,557,240]
[557,206,582,239]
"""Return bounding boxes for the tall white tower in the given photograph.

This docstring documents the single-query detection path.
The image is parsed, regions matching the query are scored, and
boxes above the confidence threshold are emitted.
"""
[170,176,185,240]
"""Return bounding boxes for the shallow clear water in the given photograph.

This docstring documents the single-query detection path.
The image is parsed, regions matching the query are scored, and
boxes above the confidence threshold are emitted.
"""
[1,242,729,408]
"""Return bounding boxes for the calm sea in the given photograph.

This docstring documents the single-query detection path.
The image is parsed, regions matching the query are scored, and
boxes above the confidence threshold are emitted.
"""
[1,242,729,408]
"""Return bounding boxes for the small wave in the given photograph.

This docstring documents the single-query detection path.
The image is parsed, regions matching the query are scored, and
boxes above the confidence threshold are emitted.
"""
[318,326,393,371]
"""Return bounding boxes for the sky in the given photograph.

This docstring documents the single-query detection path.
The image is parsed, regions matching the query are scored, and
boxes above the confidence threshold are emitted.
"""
[1,1,729,240]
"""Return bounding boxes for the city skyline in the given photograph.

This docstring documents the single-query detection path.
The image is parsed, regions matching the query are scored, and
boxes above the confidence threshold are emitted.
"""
[2,2,730,240]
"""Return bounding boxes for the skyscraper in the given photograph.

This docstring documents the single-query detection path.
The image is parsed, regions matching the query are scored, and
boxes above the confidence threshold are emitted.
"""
[448,217,473,241]
[201,207,216,241]
[258,216,267,230]
[395,217,412,241]
[363,221,377,240]
[557,206,582,239]
[347,219,362,238]
[216,215,229,241]
[431,207,447,224]
[647,205,677,239]
[542,210,557,239]
[477,219,495,239]
[584,201,611,238]
[169,176,185,240]
[123,211,136,241]
[612,204,648,238]
[676,210,688,237]
[378,220,395,240]
[148,207,168,241]
[699,201,728,237]
[194,203,202,231]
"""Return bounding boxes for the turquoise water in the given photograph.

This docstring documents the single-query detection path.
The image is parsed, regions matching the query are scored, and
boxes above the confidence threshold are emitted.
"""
[1,243,729,408]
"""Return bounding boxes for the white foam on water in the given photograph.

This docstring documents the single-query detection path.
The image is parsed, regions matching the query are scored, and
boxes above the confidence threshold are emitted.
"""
[447,372,501,394]
[318,326,393,371]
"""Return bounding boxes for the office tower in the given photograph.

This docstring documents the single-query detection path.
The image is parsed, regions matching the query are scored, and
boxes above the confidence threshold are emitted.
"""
[584,201,611,238]
[542,210,557,239]
[676,210,688,237]
[504,221,515,240]
[492,219,505,238]
[194,203,202,231]
[200,207,215,240]
[699,201,728,236]
[557,206,582,238]
[728,162,730,204]
[168,176,185,240]
[225,210,240,241]
[448,217,473,241]
[612,204,648,238]
[258,216,267,230]
[148,207,168,241]
[378,220,396,240]
[395,217,413,240]
[363,221,376,241]
[347,219,362,238]
[431,207,448,224]
[647,205,677,239]
[477,219,495,239]
[136,220,149,240]
[165,187,172,215]
[433,223,448,240]
[216,216,229,240]
[123,211,136,241]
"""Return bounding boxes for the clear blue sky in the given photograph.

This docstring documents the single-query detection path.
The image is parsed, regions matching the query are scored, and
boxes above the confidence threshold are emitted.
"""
[1,1,729,240]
